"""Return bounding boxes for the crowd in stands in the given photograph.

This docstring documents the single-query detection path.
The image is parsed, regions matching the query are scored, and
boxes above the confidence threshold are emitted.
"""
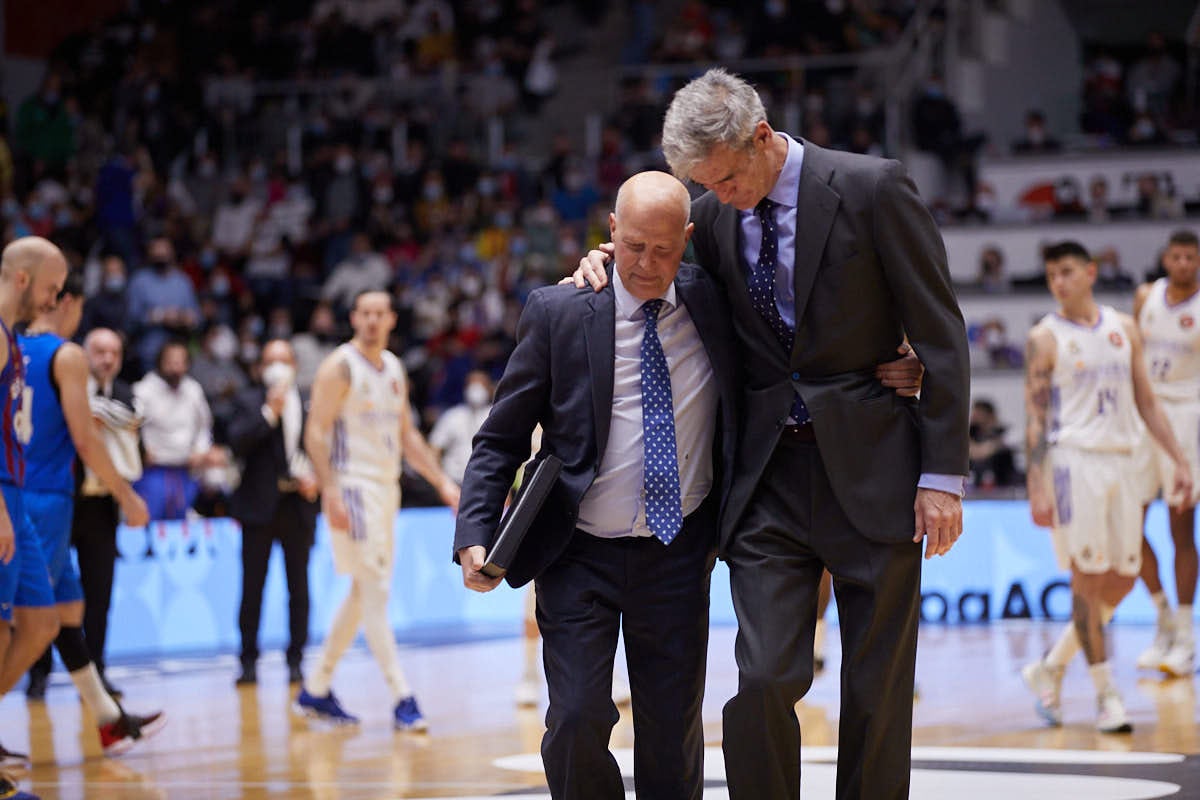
[0,0,1195,512]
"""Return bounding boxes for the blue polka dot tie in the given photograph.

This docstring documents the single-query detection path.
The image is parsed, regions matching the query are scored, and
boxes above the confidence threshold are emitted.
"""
[751,198,810,425]
[640,299,683,545]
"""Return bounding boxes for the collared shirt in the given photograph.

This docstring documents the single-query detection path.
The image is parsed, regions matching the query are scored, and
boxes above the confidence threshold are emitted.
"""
[133,371,213,467]
[262,386,311,479]
[738,133,965,496]
[576,268,719,538]
[739,132,804,329]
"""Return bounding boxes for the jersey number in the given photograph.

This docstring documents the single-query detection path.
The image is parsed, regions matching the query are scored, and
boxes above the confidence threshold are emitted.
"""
[1097,387,1118,416]
[12,385,32,445]
[1149,357,1172,382]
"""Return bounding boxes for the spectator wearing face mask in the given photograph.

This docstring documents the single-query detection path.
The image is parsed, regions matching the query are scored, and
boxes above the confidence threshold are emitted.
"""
[292,304,339,391]
[133,341,225,521]
[81,255,129,335]
[212,175,262,264]
[320,232,391,315]
[190,324,248,442]
[429,370,495,484]
[126,237,200,373]
[1012,110,1062,154]
[230,339,319,686]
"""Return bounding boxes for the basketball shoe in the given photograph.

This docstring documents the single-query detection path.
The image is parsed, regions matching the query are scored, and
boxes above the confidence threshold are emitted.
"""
[393,696,427,731]
[1096,687,1133,734]
[0,773,38,800]
[294,689,359,725]
[99,710,167,756]
[1021,658,1065,727]
[1136,613,1174,671]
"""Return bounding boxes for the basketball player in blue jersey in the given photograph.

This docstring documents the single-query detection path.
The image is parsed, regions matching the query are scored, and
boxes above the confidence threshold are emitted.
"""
[9,268,164,757]
[296,290,459,731]
[0,237,68,799]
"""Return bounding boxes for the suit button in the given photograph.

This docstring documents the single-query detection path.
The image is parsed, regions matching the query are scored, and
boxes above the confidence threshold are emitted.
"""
[791,372,800,381]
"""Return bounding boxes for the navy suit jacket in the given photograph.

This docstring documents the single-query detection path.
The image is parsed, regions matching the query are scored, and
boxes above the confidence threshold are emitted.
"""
[454,263,740,587]
[227,385,318,533]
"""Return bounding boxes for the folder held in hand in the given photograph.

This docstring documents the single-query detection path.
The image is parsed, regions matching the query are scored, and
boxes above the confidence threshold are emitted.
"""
[481,454,564,578]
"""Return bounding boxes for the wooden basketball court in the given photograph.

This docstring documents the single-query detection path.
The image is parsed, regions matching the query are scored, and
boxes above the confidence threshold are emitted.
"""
[2,621,1197,798]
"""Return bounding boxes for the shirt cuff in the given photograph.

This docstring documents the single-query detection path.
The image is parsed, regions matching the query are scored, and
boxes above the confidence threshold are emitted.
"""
[261,405,279,427]
[918,472,966,497]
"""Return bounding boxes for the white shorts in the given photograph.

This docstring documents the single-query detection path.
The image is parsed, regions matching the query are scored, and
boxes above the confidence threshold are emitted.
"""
[1049,447,1143,576]
[1133,400,1200,507]
[329,477,400,588]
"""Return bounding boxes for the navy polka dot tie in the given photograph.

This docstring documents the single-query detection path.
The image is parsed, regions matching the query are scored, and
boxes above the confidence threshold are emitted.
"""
[751,199,810,424]
[641,299,683,544]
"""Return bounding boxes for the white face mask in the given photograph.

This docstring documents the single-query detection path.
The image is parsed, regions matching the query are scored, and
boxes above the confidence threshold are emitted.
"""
[262,361,296,389]
[465,383,491,408]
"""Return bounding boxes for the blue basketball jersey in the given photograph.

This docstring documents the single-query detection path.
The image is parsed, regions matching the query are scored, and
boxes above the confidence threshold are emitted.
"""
[0,319,26,486]
[17,331,75,493]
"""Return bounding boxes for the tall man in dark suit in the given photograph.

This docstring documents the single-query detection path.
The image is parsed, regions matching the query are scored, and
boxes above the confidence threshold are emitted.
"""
[455,172,740,800]
[576,69,970,800]
[229,339,319,686]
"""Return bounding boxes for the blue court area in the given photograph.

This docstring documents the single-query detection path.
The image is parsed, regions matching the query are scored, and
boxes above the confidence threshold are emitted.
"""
[99,501,1197,661]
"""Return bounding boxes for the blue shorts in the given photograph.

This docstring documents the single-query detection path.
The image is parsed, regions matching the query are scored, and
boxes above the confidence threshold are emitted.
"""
[134,466,198,521]
[24,488,83,604]
[0,482,55,623]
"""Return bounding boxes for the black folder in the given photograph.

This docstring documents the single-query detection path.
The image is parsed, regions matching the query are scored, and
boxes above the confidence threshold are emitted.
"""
[481,454,564,578]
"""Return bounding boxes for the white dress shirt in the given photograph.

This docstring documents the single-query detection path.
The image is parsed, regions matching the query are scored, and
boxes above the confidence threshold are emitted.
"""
[262,387,313,479]
[429,402,492,484]
[133,372,214,467]
[576,269,719,539]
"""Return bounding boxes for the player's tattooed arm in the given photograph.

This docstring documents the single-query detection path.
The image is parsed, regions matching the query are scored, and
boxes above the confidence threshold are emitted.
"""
[1024,326,1056,526]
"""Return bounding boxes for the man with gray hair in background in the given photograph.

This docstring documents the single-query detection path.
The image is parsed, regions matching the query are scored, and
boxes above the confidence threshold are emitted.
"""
[575,68,970,800]
[75,328,142,696]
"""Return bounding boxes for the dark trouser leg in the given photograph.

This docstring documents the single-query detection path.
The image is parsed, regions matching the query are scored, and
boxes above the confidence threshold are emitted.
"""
[723,437,922,800]
[622,511,716,800]
[817,447,921,800]
[536,536,624,800]
[72,496,119,673]
[278,497,312,668]
[722,439,824,800]
[238,522,274,668]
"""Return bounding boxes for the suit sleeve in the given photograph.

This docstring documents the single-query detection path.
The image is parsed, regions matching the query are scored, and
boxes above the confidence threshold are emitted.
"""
[873,159,970,476]
[453,290,553,557]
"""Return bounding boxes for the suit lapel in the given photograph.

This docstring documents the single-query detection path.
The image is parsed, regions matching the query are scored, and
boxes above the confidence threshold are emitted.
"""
[790,140,840,355]
[583,284,616,455]
[675,272,733,413]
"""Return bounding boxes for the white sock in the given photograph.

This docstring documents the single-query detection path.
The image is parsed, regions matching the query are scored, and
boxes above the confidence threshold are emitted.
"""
[70,664,121,726]
[1045,626,1080,669]
[1087,661,1116,695]
[1176,605,1194,645]
[1151,591,1171,615]
[357,579,412,703]
[306,584,363,697]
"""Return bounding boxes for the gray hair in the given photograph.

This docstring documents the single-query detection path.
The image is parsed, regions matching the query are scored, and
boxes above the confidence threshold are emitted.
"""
[661,68,767,181]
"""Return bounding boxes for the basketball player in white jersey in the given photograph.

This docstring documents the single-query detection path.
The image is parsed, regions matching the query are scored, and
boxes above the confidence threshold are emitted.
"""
[1132,229,1200,677]
[1021,240,1192,733]
[295,290,460,730]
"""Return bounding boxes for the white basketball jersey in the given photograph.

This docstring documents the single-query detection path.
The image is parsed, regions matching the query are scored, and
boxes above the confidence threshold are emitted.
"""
[331,343,406,484]
[1043,306,1138,452]
[1137,278,1200,403]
